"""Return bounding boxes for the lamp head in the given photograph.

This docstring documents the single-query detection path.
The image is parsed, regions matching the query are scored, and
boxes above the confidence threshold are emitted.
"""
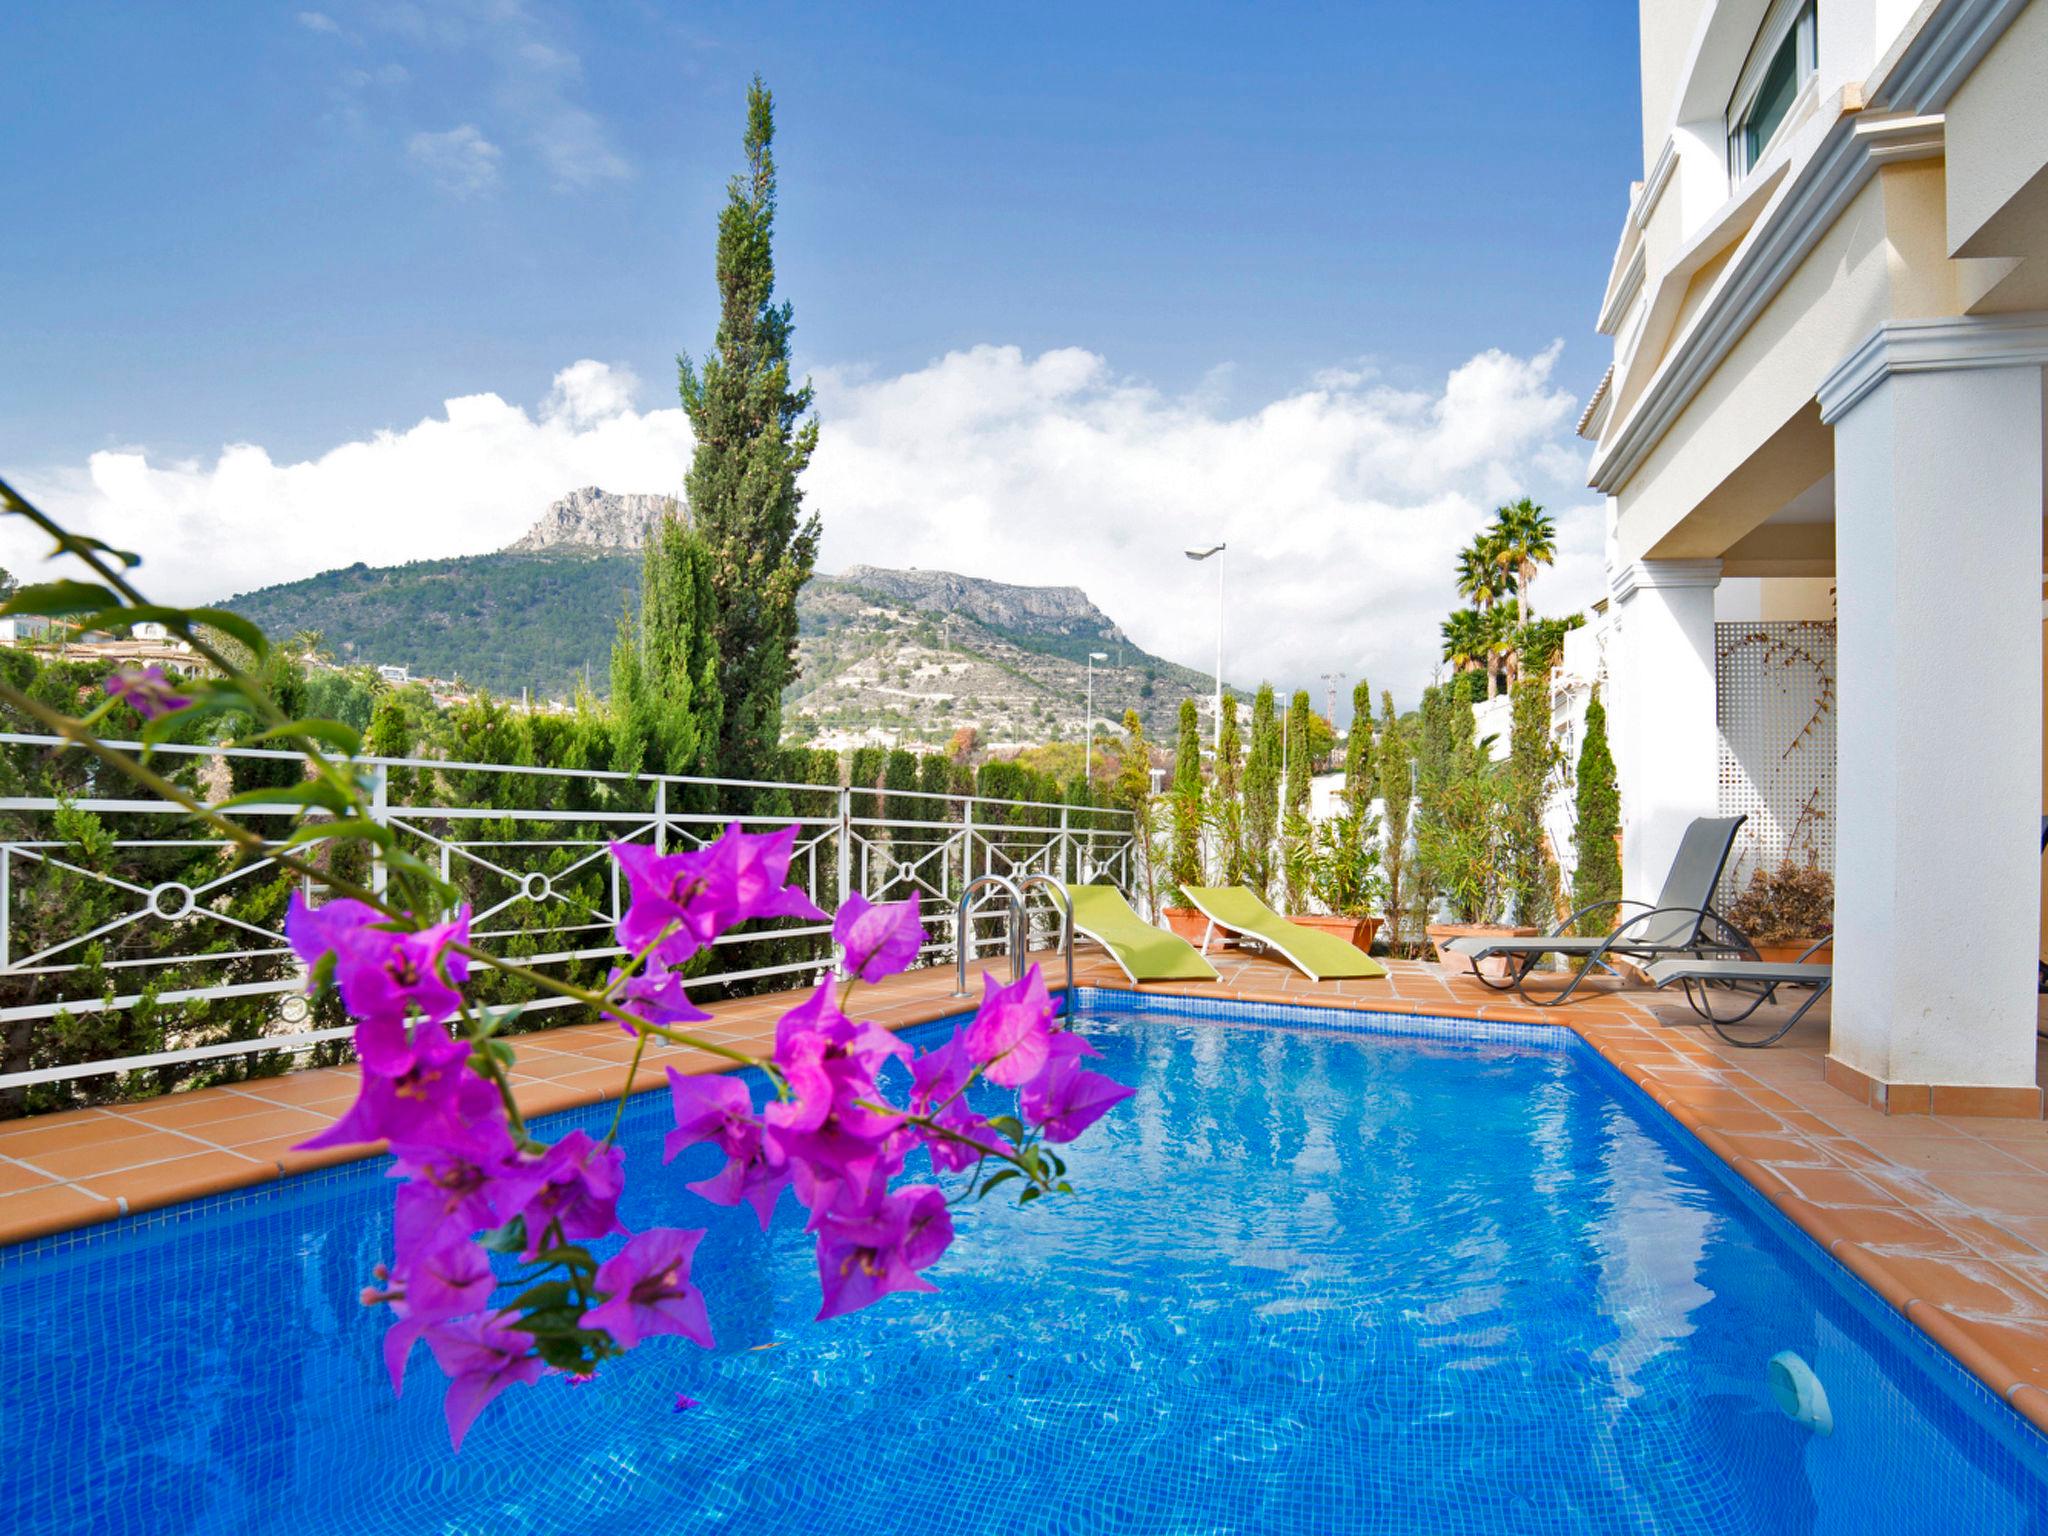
[1184,543,1226,560]
[1089,651,1109,662]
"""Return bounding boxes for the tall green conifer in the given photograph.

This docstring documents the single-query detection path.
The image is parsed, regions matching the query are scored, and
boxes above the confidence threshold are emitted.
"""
[679,76,819,785]
[1243,685,1281,900]
[1169,698,1203,901]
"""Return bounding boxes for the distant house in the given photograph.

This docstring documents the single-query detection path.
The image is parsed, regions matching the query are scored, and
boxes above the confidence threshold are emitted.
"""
[0,616,55,645]
[376,664,410,686]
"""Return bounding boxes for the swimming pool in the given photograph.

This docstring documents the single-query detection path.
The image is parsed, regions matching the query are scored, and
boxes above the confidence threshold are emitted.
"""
[5,993,2047,1533]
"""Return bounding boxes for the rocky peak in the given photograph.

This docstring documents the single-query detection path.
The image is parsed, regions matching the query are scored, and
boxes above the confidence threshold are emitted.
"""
[506,486,678,554]
[834,564,1127,642]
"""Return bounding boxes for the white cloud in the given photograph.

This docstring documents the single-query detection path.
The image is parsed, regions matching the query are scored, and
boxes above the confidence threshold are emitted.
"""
[6,346,1605,707]
[297,10,341,35]
[406,124,502,196]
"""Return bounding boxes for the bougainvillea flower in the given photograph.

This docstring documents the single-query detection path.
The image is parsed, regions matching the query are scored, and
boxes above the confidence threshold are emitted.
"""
[494,1129,627,1258]
[1021,1034,1133,1144]
[391,1146,503,1254]
[729,824,829,923]
[296,1017,512,1160]
[397,1228,496,1323]
[833,891,925,982]
[287,893,472,1067]
[907,1027,1008,1172]
[609,837,740,965]
[964,966,1057,1087]
[426,1313,548,1450]
[610,961,715,1035]
[812,1184,955,1321]
[103,663,191,720]
[580,1227,714,1351]
[673,1393,699,1413]
[665,1070,792,1227]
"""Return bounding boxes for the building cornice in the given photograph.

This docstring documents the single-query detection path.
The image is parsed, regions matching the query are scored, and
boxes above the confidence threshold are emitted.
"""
[1817,314,2048,423]
[1868,0,2033,112]
[1588,111,1944,495]
[1596,245,1647,337]
[1610,559,1724,603]
[1634,137,1678,232]
[1576,364,1614,441]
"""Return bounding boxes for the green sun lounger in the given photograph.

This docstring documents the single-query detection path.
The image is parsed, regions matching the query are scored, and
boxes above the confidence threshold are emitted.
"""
[1181,886,1386,981]
[1065,884,1220,983]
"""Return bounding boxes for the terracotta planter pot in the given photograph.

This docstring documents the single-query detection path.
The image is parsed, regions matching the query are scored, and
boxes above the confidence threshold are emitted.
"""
[1161,907,1209,943]
[1427,921,1540,980]
[1287,913,1383,955]
[1752,939,1832,965]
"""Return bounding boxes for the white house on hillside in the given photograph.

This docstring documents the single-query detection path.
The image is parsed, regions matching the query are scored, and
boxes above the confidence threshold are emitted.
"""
[1583,0,2048,1113]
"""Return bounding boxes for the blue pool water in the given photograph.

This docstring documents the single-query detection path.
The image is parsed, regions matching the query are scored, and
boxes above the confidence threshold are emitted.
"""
[6,994,2048,1534]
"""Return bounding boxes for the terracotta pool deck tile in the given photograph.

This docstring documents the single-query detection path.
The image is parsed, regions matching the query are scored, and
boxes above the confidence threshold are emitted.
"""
[0,1108,154,1155]
[22,1128,232,1184]
[1922,1171,2048,1222]
[1751,1162,1898,1209]
[1823,1204,1979,1254]
[107,1150,275,1215]
[226,1071,363,1109]
[1860,1253,2048,1320]
[0,1156,57,1195]
[0,1181,120,1239]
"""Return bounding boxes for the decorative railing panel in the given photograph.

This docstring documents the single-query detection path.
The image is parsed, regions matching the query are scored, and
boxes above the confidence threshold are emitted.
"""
[0,735,1133,1110]
[1715,620,1837,901]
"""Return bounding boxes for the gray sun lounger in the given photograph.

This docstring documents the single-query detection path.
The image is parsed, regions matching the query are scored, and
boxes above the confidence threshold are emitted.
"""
[1645,951,1832,1048]
[1442,815,1748,1008]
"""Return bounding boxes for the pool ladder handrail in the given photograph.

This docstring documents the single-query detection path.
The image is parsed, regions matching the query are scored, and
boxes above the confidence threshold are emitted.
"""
[1017,874,1075,1021]
[953,873,1026,997]
[950,873,1076,1019]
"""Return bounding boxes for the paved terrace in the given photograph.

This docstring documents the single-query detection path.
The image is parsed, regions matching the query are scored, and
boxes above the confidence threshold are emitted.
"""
[7,950,2048,1435]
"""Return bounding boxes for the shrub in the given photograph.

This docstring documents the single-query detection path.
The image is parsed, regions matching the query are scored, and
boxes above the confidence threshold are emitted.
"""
[1727,862,1834,945]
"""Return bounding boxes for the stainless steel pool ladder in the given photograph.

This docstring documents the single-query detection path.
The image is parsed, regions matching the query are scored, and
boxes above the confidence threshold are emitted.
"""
[951,872,1075,1020]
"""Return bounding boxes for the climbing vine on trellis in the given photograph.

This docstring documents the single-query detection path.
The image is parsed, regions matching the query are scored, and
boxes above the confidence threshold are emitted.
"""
[1714,622,1836,900]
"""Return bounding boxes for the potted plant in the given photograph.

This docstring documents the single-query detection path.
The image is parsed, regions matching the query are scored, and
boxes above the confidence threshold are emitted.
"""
[1726,860,1833,964]
[1303,803,1387,952]
[1417,745,1536,977]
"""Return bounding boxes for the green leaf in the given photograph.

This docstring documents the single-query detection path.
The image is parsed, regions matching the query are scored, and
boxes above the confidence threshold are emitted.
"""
[1018,1186,1042,1204]
[216,781,353,815]
[51,531,144,569]
[976,1168,1023,1201]
[237,718,363,757]
[279,819,394,851]
[507,1279,573,1312]
[187,607,269,658]
[477,1217,527,1254]
[987,1115,1025,1143]
[3,580,124,617]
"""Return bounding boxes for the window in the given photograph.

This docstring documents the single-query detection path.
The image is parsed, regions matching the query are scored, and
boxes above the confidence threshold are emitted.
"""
[1728,0,1817,178]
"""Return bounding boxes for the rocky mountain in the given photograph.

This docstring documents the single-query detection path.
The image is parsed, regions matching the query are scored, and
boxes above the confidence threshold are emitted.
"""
[503,486,674,553]
[222,488,1228,746]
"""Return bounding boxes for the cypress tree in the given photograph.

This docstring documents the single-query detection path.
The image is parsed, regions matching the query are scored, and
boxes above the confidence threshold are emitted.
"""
[679,75,819,786]
[1214,693,1245,886]
[1169,698,1202,902]
[1376,690,1412,946]
[1504,677,1558,926]
[1572,691,1622,930]
[609,510,721,793]
[1284,689,1312,816]
[1243,685,1281,900]
[1343,677,1373,808]
[1281,689,1314,910]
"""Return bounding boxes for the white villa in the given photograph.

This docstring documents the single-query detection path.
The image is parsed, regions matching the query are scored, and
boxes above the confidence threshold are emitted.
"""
[1582,0,2048,1114]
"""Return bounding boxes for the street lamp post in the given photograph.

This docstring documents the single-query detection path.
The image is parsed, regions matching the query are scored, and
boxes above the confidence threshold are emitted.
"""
[1084,650,1110,784]
[1184,543,1226,752]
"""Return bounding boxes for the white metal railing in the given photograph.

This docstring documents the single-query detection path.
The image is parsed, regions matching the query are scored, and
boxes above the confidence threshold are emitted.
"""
[0,735,1135,1091]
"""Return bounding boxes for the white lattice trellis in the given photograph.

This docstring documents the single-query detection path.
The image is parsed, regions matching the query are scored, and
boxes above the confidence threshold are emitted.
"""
[1715,620,1836,902]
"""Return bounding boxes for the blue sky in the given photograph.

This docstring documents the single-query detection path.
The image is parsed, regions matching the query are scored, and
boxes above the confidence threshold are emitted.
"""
[1,0,1641,701]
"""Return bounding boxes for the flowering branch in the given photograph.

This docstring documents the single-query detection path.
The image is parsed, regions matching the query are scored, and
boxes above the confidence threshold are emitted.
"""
[0,479,1138,1451]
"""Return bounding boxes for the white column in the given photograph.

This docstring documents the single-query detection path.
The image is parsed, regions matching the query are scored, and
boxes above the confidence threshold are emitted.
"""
[1821,334,2045,1094]
[1608,559,1723,906]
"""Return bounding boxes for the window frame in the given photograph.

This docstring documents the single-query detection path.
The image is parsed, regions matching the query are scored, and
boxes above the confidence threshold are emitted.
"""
[1726,0,1818,180]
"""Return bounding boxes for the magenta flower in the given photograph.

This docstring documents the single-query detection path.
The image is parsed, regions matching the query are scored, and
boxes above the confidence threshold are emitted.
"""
[664,1068,789,1228]
[296,1017,512,1160]
[729,824,830,923]
[764,981,910,1219]
[908,1027,1009,1173]
[580,1227,714,1351]
[673,1393,699,1413]
[391,1146,503,1255]
[812,1184,955,1320]
[286,893,472,1069]
[964,966,1057,1087]
[1021,1033,1134,1144]
[397,1228,496,1322]
[103,664,191,720]
[610,960,714,1035]
[610,837,740,966]
[834,891,925,982]
[425,1313,547,1450]
[494,1129,627,1258]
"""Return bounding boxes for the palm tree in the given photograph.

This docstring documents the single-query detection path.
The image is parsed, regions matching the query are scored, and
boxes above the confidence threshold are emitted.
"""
[1440,608,1486,676]
[1490,497,1558,618]
[1485,597,1522,691]
[1455,533,1513,697]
